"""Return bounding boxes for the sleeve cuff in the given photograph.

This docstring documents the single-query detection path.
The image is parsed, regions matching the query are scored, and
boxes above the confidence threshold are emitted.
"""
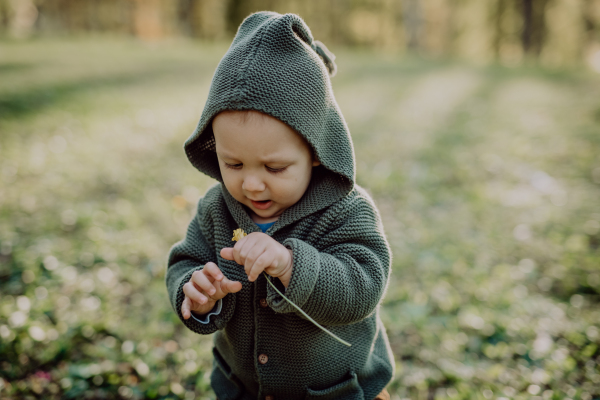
[266,238,320,314]
[174,267,235,334]
[190,299,222,324]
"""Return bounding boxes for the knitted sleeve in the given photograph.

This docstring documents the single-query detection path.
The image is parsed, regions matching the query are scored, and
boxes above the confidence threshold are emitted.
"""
[266,193,391,325]
[165,198,236,334]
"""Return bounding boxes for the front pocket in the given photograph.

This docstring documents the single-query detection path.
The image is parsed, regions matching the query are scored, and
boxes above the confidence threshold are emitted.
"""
[211,347,243,400]
[305,371,364,400]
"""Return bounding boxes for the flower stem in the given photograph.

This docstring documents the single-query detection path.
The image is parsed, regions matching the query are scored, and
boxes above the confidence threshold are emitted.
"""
[263,272,351,347]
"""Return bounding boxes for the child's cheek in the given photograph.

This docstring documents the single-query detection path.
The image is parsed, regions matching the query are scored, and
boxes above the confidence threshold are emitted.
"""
[222,173,243,200]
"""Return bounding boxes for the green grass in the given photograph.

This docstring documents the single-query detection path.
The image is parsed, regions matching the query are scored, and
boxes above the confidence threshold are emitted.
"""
[1,36,599,400]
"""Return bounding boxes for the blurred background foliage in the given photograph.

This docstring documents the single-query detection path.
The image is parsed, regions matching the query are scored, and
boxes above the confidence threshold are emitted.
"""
[1,1,600,400]
[2,0,600,69]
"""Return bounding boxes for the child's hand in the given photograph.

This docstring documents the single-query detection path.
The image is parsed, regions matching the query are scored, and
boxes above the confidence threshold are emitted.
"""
[221,232,293,287]
[181,262,242,319]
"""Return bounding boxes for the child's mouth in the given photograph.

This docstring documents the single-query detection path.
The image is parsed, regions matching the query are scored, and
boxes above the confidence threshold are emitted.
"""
[251,200,272,210]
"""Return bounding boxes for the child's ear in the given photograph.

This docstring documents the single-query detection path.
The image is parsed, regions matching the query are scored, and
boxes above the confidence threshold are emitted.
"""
[312,159,321,167]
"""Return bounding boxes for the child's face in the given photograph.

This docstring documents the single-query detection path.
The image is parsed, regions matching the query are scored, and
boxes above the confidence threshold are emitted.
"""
[212,110,320,223]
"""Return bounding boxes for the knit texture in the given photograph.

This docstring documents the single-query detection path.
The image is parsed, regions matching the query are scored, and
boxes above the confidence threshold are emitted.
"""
[166,10,395,400]
[167,183,394,399]
[183,11,355,195]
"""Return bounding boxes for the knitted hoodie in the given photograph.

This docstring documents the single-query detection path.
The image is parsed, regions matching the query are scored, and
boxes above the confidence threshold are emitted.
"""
[166,11,394,400]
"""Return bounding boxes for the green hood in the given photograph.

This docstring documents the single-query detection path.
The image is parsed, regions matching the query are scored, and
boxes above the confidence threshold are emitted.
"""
[184,11,355,201]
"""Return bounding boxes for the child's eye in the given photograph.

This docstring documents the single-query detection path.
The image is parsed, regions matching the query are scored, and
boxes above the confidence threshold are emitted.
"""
[266,166,287,174]
[225,163,242,169]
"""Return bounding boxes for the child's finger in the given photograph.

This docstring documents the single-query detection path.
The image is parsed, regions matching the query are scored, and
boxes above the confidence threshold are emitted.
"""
[220,247,235,261]
[203,262,224,281]
[231,241,246,266]
[192,271,218,297]
[242,242,268,277]
[219,277,243,294]
[232,234,257,265]
[183,281,209,305]
[181,296,191,319]
[247,252,273,282]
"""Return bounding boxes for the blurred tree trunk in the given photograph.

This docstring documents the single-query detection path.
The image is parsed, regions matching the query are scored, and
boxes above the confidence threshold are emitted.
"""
[187,0,228,39]
[131,0,164,39]
[493,0,507,60]
[521,0,549,57]
[421,0,451,57]
[6,0,38,37]
[226,0,270,35]
[581,0,600,68]
[130,0,178,40]
[583,0,600,44]
[402,0,422,51]
[522,0,533,52]
[178,0,193,35]
[0,0,8,32]
[226,0,246,35]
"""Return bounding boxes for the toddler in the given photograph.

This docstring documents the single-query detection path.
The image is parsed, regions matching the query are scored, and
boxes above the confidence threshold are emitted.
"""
[166,11,394,400]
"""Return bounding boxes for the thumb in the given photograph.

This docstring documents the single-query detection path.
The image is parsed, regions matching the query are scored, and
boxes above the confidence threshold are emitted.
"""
[220,247,234,260]
[221,277,243,294]
[181,296,191,320]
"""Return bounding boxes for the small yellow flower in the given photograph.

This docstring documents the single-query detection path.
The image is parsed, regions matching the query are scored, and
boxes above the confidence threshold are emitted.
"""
[232,228,247,242]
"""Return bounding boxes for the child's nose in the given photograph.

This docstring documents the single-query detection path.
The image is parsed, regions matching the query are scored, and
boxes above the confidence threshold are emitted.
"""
[242,174,266,192]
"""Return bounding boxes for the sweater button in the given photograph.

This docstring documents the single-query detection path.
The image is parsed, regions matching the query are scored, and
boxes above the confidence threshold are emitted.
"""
[258,354,268,364]
[259,298,268,308]
[265,396,275,400]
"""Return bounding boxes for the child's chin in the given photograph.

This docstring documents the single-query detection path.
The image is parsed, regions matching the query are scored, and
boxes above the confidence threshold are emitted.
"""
[254,210,275,219]
[252,208,283,221]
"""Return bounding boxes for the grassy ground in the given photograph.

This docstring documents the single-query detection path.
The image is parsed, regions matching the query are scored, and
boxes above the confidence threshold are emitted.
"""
[0,36,599,400]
